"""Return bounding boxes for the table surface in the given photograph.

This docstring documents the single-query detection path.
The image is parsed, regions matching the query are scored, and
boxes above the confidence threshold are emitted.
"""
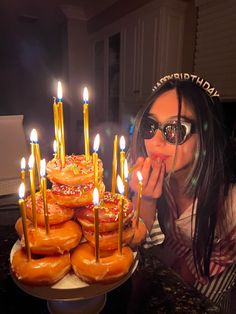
[0,214,220,314]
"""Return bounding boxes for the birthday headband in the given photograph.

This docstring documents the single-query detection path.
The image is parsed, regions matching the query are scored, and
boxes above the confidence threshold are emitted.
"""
[152,73,219,98]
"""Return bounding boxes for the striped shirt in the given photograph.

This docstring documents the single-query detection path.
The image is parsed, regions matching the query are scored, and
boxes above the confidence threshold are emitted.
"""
[143,184,236,311]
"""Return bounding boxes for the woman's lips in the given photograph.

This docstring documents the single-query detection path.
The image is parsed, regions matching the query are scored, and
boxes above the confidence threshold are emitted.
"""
[150,153,170,161]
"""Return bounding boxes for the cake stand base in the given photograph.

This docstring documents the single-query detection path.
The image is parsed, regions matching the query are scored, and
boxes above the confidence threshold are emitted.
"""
[47,294,106,314]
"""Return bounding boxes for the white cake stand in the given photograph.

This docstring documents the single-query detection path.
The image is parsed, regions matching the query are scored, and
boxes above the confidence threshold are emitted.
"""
[10,241,138,314]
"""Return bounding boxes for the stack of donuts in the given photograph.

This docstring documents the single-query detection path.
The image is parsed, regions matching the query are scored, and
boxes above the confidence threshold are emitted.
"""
[12,189,82,286]
[47,154,105,207]
[75,192,135,251]
[72,191,136,283]
[11,153,147,286]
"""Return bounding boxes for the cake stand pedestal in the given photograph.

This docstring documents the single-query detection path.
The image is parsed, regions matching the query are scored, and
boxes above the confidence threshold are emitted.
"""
[10,241,138,314]
[47,295,106,314]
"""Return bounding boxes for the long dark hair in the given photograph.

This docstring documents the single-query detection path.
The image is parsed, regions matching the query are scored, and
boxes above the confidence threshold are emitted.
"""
[128,78,234,278]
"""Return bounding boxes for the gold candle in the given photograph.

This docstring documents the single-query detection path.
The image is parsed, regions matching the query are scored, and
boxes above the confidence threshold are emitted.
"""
[57,81,65,167]
[124,159,129,198]
[18,183,31,260]
[53,97,60,159]
[136,171,143,228]
[119,136,126,184]
[28,154,37,229]
[30,129,38,185]
[30,129,36,157]
[40,159,50,235]
[30,129,41,180]
[20,157,26,187]
[57,128,62,165]
[83,87,90,161]
[111,135,118,193]
[35,142,41,182]
[32,130,41,183]
[117,175,124,255]
[93,134,100,189]
[93,188,100,263]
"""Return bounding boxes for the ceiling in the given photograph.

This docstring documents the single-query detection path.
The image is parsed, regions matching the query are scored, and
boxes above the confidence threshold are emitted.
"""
[1,0,119,21]
[64,0,118,19]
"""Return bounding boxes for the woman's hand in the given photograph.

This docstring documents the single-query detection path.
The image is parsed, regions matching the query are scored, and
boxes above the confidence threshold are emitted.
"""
[129,156,165,199]
[129,156,165,231]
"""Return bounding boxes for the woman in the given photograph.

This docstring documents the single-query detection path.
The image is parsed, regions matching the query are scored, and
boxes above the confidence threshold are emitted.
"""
[128,73,236,312]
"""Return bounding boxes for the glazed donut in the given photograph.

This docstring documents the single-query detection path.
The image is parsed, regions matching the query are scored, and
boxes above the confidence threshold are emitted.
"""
[25,189,74,226]
[129,218,147,247]
[71,242,134,283]
[15,217,31,237]
[15,218,82,255]
[83,223,135,251]
[11,248,71,286]
[75,192,133,232]
[47,154,103,186]
[51,181,105,208]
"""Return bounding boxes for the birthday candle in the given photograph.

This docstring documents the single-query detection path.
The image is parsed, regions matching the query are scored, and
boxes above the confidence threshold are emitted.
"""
[18,183,31,261]
[111,135,118,193]
[117,175,124,255]
[28,154,37,229]
[30,129,38,185]
[93,134,100,189]
[34,130,41,184]
[57,128,62,162]
[57,81,65,167]
[83,87,90,161]
[93,188,100,263]
[124,159,129,198]
[40,159,50,235]
[53,97,60,159]
[136,171,143,228]
[20,157,26,187]
[119,136,126,184]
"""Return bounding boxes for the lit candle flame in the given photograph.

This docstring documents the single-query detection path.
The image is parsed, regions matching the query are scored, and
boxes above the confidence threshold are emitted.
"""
[40,159,46,177]
[30,129,38,143]
[21,157,26,170]
[137,170,143,182]
[93,187,99,206]
[57,81,63,100]
[119,136,125,151]
[83,87,89,103]
[93,134,100,152]
[19,182,25,199]
[117,175,124,195]
[28,154,34,169]
[124,159,128,180]
[53,140,57,154]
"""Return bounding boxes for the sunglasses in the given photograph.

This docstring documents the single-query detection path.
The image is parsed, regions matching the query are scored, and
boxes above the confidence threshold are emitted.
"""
[140,116,196,145]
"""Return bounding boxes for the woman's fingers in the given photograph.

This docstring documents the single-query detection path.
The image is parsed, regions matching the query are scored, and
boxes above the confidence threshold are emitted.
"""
[129,157,166,199]
[152,162,166,198]
[141,157,152,187]
[142,158,162,195]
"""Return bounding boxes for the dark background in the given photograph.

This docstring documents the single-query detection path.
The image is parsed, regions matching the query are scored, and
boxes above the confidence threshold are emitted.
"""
[0,0,235,161]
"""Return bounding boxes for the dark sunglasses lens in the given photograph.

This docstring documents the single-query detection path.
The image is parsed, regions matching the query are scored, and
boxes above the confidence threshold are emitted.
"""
[141,118,157,139]
[163,123,187,144]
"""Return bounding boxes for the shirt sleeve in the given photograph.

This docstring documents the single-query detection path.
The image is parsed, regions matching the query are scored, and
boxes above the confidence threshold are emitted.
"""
[143,213,165,249]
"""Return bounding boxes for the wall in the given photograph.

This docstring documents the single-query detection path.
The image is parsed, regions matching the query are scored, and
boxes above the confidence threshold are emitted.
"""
[194,0,236,99]
[0,1,67,160]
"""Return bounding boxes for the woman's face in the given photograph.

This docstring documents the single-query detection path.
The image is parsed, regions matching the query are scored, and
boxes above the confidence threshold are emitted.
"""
[144,89,198,174]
